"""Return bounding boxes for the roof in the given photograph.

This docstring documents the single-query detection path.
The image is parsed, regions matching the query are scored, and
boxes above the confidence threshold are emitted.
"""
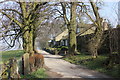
[54,24,95,41]
[80,26,95,36]
[54,22,109,41]
[55,29,68,41]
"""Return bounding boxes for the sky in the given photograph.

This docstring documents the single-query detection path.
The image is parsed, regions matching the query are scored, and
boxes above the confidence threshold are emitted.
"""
[99,1,119,27]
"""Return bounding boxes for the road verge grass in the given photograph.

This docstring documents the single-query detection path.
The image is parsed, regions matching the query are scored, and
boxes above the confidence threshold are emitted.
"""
[21,68,47,78]
[63,54,120,77]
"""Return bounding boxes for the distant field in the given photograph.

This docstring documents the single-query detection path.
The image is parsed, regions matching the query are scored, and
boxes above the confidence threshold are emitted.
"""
[0,50,24,64]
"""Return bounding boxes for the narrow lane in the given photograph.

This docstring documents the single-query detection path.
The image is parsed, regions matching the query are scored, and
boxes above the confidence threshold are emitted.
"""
[38,50,110,78]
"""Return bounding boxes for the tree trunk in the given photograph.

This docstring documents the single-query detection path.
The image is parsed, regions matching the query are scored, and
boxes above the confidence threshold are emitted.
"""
[28,25,34,56]
[88,1,104,58]
[89,29,103,58]
[68,2,77,56]
[23,26,29,53]
[117,27,120,64]
[22,25,34,56]
[33,36,36,52]
[33,30,37,52]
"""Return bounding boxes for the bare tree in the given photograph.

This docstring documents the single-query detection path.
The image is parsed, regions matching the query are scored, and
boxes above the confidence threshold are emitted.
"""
[54,2,78,56]
[0,1,48,56]
[86,0,105,58]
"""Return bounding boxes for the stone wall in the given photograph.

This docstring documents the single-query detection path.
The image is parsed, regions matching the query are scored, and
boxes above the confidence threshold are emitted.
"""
[1,58,20,79]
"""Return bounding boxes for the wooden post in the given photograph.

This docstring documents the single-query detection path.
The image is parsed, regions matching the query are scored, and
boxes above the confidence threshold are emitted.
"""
[22,53,30,75]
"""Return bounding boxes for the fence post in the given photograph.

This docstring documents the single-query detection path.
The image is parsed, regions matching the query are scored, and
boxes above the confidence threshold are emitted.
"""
[22,53,30,75]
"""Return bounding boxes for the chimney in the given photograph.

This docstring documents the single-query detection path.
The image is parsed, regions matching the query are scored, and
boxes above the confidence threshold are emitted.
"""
[103,19,108,30]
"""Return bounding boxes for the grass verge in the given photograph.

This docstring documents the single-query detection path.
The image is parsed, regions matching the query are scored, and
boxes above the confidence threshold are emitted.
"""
[21,68,47,78]
[0,50,24,64]
[63,54,120,77]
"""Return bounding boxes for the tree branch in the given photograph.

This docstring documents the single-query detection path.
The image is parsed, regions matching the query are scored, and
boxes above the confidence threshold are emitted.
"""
[0,11,23,27]
[61,2,69,25]
[85,12,98,27]
[53,9,63,15]
[1,9,22,16]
